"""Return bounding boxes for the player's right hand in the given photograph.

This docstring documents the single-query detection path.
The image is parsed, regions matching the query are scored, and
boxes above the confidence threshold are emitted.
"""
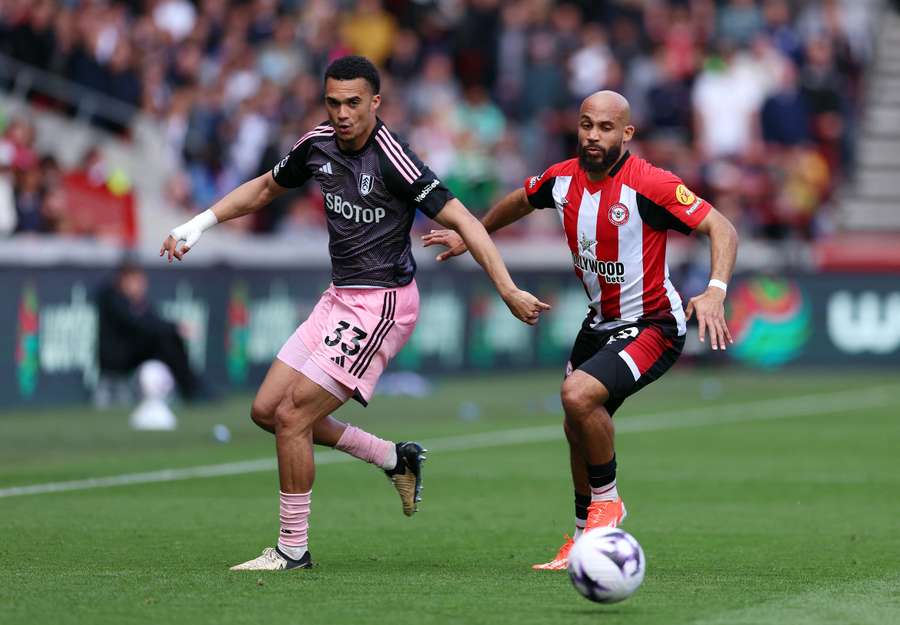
[159,223,202,262]
[685,287,732,350]
[502,289,552,326]
[421,229,468,261]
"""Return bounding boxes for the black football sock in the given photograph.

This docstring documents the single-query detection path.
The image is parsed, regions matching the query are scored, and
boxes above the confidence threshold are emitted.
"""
[587,455,617,500]
[575,492,591,535]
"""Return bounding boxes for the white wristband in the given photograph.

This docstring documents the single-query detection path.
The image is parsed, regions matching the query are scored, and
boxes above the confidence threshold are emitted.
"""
[191,209,219,232]
[170,209,218,249]
[708,279,728,293]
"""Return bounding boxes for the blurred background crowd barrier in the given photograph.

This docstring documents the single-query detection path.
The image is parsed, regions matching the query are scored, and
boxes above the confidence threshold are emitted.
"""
[1,0,899,407]
[3,264,898,407]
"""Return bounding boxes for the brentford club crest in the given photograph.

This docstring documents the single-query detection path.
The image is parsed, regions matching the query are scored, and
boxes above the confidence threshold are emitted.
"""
[608,202,629,226]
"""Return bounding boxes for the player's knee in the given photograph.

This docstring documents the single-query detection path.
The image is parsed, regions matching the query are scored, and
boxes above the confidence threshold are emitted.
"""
[250,398,274,430]
[561,381,591,419]
[561,376,606,422]
[273,402,299,433]
[274,400,315,435]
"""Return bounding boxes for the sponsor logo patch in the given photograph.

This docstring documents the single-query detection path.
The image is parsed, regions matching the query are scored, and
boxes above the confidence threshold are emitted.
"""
[675,184,696,206]
[273,155,289,177]
[572,253,626,284]
[414,179,440,203]
[608,327,639,343]
[685,197,703,215]
[528,174,543,190]
[325,192,385,224]
[608,202,630,226]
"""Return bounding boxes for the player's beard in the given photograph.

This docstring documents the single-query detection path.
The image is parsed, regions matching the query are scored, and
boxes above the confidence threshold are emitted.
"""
[578,143,622,174]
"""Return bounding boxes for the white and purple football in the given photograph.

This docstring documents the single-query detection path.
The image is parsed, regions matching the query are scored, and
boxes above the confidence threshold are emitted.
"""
[567,527,646,603]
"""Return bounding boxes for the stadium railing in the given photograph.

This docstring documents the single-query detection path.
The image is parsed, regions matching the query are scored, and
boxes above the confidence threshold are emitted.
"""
[0,53,139,132]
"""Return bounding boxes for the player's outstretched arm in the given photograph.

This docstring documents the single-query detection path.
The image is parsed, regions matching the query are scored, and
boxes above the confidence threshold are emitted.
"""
[421,188,534,261]
[160,173,288,262]
[685,208,739,350]
[431,198,550,325]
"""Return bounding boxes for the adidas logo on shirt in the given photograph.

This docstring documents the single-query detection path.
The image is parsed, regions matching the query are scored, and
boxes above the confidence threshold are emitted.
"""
[319,162,333,175]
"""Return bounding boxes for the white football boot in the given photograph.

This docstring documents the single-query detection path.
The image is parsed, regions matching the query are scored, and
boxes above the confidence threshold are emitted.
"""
[229,547,312,571]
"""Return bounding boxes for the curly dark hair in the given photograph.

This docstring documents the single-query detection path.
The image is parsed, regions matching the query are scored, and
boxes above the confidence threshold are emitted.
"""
[323,56,381,94]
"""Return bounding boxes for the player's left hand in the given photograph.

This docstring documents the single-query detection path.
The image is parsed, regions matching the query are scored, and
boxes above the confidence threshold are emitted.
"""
[160,223,201,262]
[421,229,468,261]
[502,288,552,326]
[685,287,733,350]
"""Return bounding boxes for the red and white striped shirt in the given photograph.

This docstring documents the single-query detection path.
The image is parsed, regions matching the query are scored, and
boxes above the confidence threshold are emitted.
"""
[524,151,711,336]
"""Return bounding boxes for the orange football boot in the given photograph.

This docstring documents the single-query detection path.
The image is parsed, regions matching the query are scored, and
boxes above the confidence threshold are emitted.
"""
[585,497,627,531]
[532,534,575,570]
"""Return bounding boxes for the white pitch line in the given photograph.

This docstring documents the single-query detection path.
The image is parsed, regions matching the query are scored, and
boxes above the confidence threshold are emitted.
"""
[0,384,894,499]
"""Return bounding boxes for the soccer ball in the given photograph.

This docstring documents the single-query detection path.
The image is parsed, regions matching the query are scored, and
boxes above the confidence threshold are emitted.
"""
[567,527,646,603]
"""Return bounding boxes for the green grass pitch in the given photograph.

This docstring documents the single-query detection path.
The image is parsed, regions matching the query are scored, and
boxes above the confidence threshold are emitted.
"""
[1,368,899,625]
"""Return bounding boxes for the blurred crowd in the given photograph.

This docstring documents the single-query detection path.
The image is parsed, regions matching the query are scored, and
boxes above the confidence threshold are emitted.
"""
[0,114,137,238]
[0,0,875,242]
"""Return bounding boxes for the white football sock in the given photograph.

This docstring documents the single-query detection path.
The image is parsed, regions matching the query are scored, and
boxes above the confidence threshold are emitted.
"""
[277,544,307,561]
[590,479,618,502]
[380,445,398,471]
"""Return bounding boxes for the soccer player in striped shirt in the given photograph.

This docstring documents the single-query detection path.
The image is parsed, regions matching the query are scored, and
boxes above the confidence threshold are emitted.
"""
[423,90,739,570]
[160,56,550,571]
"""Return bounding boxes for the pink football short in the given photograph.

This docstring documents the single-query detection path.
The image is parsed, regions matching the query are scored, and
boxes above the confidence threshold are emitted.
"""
[277,280,419,405]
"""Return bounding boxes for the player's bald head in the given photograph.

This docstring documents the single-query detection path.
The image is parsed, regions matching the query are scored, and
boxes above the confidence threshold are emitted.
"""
[580,91,631,126]
[576,91,634,176]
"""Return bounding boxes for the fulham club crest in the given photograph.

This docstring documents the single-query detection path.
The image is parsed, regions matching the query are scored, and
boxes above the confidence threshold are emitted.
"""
[359,173,373,196]
[608,202,629,226]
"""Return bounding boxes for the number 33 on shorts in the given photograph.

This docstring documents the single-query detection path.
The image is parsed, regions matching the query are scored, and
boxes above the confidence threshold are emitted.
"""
[323,321,368,356]
[291,283,418,405]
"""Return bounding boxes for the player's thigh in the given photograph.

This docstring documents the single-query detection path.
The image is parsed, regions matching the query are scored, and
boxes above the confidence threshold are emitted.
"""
[276,372,347,432]
[570,350,634,417]
[566,324,607,376]
[561,369,612,414]
[304,281,419,406]
[278,286,336,372]
[261,292,334,420]
[625,328,685,397]
[580,324,684,414]
[252,359,305,422]
[562,326,614,413]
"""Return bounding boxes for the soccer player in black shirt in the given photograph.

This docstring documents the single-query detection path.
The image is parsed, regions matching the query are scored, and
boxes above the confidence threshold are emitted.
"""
[160,56,550,570]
